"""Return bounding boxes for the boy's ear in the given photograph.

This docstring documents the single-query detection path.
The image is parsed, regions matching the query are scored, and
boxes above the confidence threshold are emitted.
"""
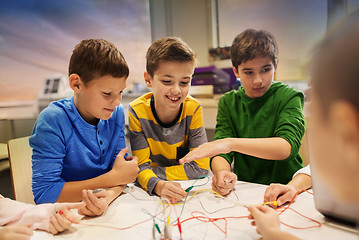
[144,72,152,88]
[330,101,359,167]
[232,66,240,78]
[69,74,82,93]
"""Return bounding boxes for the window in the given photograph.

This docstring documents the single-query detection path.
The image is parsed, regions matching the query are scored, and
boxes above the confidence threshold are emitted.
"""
[0,0,151,102]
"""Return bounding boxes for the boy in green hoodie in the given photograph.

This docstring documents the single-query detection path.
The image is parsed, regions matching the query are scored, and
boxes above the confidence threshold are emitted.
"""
[180,29,305,196]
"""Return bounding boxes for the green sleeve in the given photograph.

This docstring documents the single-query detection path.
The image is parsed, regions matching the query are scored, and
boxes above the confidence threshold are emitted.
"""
[274,94,305,160]
[211,95,235,165]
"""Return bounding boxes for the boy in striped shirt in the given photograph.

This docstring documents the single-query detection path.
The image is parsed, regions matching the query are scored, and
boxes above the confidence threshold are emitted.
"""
[129,37,209,201]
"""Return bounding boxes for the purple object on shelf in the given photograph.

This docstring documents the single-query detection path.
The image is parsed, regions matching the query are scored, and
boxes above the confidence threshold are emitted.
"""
[192,65,233,94]
[221,67,237,86]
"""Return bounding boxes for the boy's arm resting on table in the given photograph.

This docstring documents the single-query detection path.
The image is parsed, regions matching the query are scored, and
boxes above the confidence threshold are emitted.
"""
[58,147,138,202]
[77,185,126,216]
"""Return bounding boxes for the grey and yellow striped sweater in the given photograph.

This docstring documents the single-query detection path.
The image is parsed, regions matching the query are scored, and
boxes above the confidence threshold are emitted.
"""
[129,92,209,194]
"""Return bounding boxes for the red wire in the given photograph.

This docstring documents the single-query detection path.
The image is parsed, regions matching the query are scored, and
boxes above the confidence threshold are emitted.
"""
[280,207,321,229]
[172,199,183,235]
[275,189,321,229]
[175,211,249,235]
[60,190,320,234]
[176,190,321,235]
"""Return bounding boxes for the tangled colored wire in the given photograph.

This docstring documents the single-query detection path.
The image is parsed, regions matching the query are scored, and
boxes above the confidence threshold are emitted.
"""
[60,176,322,237]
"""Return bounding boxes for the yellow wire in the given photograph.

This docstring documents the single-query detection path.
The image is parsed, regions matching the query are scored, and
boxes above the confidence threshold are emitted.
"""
[167,188,224,206]
[262,200,278,206]
[164,188,278,207]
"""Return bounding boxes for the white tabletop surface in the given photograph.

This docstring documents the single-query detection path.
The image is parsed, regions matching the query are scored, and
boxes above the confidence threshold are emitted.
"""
[30,179,358,240]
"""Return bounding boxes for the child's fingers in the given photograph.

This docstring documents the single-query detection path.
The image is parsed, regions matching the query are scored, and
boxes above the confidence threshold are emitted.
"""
[93,188,108,198]
[116,147,128,159]
[49,214,65,234]
[125,155,138,165]
[276,189,295,206]
[264,185,280,203]
[211,182,231,196]
[179,150,206,164]
[49,214,63,234]
[49,216,56,235]
[78,206,92,216]
[247,205,262,219]
[178,153,194,164]
[212,176,231,195]
[80,190,99,216]
[82,189,91,205]
[165,183,186,199]
[59,209,81,224]
[258,205,274,213]
[84,190,103,213]
[55,201,86,212]
[54,212,72,231]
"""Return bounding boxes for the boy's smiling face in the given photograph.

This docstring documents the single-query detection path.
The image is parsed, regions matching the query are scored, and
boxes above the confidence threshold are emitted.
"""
[233,56,276,98]
[145,60,194,122]
[71,74,127,125]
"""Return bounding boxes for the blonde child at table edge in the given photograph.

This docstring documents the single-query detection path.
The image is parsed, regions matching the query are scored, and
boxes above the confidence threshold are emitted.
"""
[0,194,85,239]
[128,37,209,202]
[248,10,359,240]
[29,39,139,216]
[180,29,305,196]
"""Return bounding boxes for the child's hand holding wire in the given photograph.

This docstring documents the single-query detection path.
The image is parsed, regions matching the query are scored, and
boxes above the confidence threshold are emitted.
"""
[154,181,187,202]
[212,170,237,196]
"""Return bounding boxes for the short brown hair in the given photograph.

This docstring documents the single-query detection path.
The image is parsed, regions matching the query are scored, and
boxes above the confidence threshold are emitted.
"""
[230,29,278,69]
[311,11,359,115]
[146,37,196,77]
[68,39,129,84]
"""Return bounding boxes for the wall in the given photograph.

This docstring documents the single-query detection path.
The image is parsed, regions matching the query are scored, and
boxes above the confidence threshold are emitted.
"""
[149,0,213,67]
[0,119,36,143]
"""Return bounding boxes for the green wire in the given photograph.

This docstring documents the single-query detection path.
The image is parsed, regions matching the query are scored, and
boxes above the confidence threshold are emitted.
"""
[185,175,209,192]
[174,175,210,223]
[142,175,210,225]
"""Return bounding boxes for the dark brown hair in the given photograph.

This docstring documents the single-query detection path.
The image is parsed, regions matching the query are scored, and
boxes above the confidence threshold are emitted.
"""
[310,10,359,115]
[230,29,278,69]
[146,37,196,77]
[68,39,129,84]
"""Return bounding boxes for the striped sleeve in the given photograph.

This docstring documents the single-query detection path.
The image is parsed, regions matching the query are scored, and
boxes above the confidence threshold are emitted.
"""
[188,104,210,171]
[129,105,160,194]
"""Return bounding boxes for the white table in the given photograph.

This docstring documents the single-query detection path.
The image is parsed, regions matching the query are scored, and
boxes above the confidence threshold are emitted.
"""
[31,179,358,240]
